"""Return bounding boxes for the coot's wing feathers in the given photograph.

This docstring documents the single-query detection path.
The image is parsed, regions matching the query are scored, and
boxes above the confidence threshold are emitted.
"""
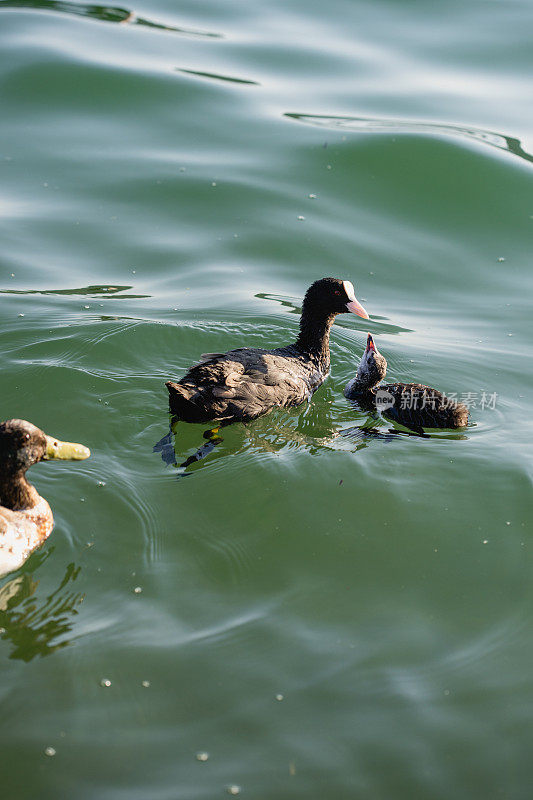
[177,348,314,422]
[189,352,227,368]
[381,383,466,429]
[181,348,268,385]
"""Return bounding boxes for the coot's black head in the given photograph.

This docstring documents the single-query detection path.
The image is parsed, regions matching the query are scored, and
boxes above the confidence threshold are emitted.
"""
[0,419,90,476]
[354,333,387,389]
[303,278,369,319]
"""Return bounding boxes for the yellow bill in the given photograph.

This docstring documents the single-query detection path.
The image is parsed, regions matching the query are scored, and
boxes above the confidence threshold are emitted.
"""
[44,435,90,461]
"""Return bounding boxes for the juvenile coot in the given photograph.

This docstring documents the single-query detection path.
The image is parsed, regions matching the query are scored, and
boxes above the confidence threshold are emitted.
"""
[344,334,469,433]
[166,277,369,425]
[0,419,90,577]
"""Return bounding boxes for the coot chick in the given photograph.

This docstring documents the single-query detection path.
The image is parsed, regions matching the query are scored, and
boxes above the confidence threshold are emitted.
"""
[166,277,369,425]
[0,419,90,577]
[344,334,469,433]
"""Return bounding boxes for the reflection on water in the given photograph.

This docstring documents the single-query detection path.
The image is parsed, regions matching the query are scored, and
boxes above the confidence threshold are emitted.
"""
[0,561,84,661]
[178,69,259,86]
[255,291,302,316]
[0,284,150,299]
[153,397,409,476]
[286,113,533,165]
[0,0,222,37]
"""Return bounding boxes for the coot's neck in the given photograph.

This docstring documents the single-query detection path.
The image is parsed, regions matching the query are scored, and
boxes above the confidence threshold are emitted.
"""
[0,470,38,511]
[295,307,337,369]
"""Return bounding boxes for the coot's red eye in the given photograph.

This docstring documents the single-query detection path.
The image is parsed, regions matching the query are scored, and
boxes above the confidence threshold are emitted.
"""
[334,290,341,296]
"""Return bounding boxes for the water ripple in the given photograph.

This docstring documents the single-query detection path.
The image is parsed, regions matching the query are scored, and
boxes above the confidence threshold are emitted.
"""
[0,561,84,661]
[178,69,259,86]
[0,284,150,299]
[0,0,222,37]
[285,113,533,166]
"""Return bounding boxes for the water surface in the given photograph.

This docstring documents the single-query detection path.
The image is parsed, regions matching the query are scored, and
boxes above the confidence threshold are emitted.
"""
[1,1,532,798]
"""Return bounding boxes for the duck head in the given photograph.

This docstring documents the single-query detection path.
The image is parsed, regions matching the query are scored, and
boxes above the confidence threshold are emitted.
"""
[0,419,90,477]
[352,333,388,391]
[303,278,369,319]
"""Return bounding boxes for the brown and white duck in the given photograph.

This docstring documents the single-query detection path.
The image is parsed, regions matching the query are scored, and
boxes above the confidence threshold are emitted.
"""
[344,334,469,433]
[166,277,369,425]
[0,419,90,577]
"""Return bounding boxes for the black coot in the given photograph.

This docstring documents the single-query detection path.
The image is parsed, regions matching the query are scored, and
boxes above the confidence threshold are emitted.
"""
[166,277,369,425]
[344,334,469,433]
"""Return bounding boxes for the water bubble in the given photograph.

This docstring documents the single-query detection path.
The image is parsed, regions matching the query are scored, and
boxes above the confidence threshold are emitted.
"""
[142,680,151,688]
[211,182,217,187]
[196,751,209,761]
[297,216,305,221]
[227,786,241,796]
[482,539,488,544]
[100,678,112,688]
[97,481,106,487]
[308,193,317,199]
[497,257,506,262]
[275,694,284,701]
[18,313,24,317]
[134,586,142,594]
[44,746,56,757]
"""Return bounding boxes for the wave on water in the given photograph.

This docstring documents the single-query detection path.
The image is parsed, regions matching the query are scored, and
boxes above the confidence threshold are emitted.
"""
[285,113,533,166]
[0,284,150,299]
[178,69,259,86]
[0,0,222,37]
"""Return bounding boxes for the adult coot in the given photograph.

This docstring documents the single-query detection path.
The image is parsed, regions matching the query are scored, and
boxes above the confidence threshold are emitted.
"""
[166,277,369,425]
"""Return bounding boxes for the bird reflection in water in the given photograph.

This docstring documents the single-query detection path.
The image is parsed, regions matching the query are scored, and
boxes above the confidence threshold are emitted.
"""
[0,558,84,661]
[153,388,399,476]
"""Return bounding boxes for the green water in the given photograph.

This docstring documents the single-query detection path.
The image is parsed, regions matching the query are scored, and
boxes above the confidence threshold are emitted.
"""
[1,0,532,797]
